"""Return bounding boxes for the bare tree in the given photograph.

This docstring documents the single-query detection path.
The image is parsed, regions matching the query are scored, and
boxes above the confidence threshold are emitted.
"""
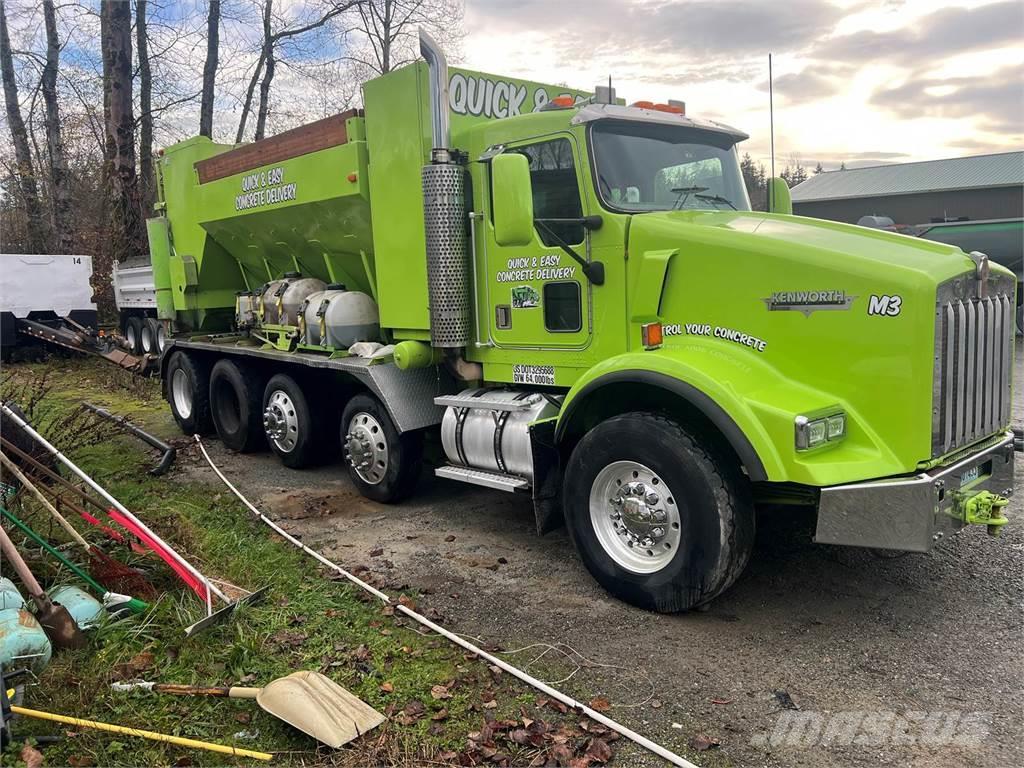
[1,0,45,251]
[136,0,153,211]
[349,0,463,77]
[199,0,219,137]
[101,0,145,258]
[236,0,363,142]
[41,0,72,251]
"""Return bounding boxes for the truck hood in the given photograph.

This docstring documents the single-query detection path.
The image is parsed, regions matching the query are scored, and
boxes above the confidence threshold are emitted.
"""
[624,210,1011,478]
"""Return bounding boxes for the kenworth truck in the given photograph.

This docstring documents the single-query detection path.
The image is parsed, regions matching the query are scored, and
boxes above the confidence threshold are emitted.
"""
[148,32,1017,612]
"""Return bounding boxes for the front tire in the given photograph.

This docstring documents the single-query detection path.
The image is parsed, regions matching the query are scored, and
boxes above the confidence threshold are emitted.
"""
[210,359,266,453]
[563,412,754,613]
[165,351,213,435]
[263,374,319,468]
[341,394,422,503]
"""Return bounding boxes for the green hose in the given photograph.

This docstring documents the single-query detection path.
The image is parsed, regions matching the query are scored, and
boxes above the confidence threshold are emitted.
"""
[0,505,148,614]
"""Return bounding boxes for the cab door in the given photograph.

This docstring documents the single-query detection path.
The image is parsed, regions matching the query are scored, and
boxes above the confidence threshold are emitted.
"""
[483,134,592,351]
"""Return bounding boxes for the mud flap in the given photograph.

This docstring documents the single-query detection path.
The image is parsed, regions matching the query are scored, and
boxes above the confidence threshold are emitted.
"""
[529,419,563,534]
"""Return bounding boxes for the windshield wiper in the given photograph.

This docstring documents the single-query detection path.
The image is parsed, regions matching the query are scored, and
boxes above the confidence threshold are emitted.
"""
[694,193,737,210]
[671,186,708,209]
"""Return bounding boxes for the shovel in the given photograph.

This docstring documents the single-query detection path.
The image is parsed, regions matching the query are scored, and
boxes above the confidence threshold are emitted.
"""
[0,524,85,650]
[113,671,385,748]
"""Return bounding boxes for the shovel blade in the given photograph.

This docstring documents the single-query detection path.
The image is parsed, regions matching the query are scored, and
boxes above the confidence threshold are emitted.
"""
[256,671,384,748]
[36,602,86,650]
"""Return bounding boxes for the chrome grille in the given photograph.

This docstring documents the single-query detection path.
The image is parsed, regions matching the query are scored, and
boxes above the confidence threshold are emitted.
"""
[933,273,1015,456]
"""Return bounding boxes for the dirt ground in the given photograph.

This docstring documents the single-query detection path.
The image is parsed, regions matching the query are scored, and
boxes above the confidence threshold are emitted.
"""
[180,341,1024,768]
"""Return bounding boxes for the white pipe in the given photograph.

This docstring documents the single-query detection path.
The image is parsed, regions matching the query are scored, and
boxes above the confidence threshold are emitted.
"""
[1,403,226,606]
[195,436,699,768]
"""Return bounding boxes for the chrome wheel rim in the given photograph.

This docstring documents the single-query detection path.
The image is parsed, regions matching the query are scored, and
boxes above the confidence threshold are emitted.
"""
[589,460,681,574]
[171,368,192,419]
[344,412,388,485]
[263,390,299,453]
[156,324,167,352]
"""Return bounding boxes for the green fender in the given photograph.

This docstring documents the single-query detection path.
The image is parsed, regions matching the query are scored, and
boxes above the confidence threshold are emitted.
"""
[554,346,908,487]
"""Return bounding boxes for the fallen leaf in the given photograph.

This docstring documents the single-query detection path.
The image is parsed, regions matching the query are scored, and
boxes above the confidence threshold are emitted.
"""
[444,535,456,542]
[588,697,611,712]
[429,722,445,736]
[20,743,43,768]
[380,682,394,693]
[67,757,95,767]
[482,699,498,709]
[650,700,663,709]
[570,758,592,768]
[689,733,720,752]
[585,737,613,763]
[398,594,417,610]
[370,547,384,557]
[234,712,251,724]
[773,690,799,710]
[431,684,452,700]
[711,698,733,705]
[431,708,449,721]
[353,644,371,661]
[550,743,574,765]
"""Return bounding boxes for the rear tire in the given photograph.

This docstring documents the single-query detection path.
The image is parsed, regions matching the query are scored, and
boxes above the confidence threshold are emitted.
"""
[263,374,319,468]
[125,317,144,355]
[341,394,422,503]
[141,318,161,354]
[165,351,213,435]
[210,359,266,453]
[563,412,754,613]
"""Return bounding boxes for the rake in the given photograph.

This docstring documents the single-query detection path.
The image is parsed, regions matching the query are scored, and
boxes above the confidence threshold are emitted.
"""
[0,505,148,614]
[0,454,154,600]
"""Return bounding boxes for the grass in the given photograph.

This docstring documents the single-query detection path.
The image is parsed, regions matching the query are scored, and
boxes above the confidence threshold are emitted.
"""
[0,356,568,766]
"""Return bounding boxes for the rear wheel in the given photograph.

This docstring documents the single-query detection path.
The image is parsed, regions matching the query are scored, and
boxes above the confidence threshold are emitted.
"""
[563,412,754,613]
[165,351,212,435]
[263,374,320,468]
[141,318,161,354]
[155,322,169,353]
[341,394,422,503]
[125,317,144,354]
[210,359,266,453]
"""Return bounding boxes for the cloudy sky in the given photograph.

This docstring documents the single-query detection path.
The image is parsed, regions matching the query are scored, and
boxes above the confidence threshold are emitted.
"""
[461,0,1023,170]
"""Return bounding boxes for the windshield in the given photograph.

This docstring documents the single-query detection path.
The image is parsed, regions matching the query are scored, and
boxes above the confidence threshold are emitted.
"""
[590,121,751,213]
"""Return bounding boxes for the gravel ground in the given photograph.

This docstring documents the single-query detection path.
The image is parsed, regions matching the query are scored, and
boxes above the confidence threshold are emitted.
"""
[184,339,1024,768]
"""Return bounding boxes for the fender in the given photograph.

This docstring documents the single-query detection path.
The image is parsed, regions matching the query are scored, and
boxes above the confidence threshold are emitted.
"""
[555,349,789,483]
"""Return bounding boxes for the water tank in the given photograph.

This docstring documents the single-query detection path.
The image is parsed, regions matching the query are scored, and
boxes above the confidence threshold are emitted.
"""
[302,285,381,348]
[260,273,326,326]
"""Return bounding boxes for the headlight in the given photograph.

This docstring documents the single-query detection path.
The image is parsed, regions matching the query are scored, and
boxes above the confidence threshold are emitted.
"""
[795,410,846,451]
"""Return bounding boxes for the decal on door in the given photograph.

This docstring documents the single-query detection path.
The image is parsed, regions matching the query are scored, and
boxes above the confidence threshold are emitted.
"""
[511,285,540,308]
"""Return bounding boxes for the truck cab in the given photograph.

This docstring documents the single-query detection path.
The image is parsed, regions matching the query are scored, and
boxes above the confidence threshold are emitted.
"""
[151,32,1016,614]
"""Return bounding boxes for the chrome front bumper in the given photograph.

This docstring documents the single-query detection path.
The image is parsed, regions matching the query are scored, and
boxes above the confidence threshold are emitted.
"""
[815,432,1016,552]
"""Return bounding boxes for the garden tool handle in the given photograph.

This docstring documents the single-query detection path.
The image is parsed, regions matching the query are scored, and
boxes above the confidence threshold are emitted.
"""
[0,524,45,598]
[151,683,260,699]
[0,454,91,549]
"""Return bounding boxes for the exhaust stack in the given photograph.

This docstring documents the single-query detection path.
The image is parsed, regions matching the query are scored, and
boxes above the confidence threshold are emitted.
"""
[419,29,471,350]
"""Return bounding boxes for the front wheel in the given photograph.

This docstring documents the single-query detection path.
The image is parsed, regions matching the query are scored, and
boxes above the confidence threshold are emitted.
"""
[563,412,755,613]
[341,394,422,503]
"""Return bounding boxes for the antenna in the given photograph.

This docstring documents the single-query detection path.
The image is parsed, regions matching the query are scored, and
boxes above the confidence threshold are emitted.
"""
[768,53,775,212]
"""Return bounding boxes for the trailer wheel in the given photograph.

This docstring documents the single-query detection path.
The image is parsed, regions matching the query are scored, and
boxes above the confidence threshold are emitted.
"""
[166,351,213,435]
[341,394,422,503]
[262,374,321,468]
[563,412,755,613]
[155,322,169,353]
[125,317,144,354]
[141,318,161,354]
[210,359,266,453]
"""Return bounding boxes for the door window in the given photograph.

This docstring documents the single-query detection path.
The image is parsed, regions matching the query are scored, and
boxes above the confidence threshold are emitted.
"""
[511,139,585,246]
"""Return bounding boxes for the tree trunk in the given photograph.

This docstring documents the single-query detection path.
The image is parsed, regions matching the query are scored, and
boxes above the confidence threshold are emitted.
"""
[101,0,145,260]
[199,0,220,137]
[136,0,153,212]
[253,0,274,141]
[42,0,72,252]
[235,51,264,143]
[0,0,46,252]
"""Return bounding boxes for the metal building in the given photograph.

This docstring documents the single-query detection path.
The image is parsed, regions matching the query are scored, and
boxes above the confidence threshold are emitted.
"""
[790,151,1024,225]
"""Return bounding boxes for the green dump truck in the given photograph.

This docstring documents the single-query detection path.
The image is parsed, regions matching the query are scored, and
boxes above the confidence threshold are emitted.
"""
[149,32,1017,612]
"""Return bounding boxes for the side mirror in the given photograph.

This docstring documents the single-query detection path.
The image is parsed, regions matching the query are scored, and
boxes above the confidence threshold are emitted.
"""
[767,177,792,215]
[491,153,534,247]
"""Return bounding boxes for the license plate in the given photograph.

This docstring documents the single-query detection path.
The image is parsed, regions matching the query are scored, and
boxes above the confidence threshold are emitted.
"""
[960,466,981,487]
